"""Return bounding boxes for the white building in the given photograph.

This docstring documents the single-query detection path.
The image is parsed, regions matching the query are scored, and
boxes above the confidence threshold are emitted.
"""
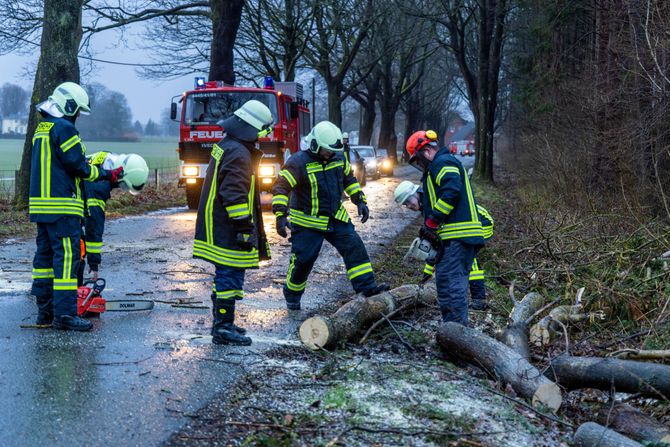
[1,116,28,135]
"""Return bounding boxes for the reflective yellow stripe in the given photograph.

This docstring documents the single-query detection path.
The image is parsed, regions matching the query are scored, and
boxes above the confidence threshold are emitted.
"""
[249,174,255,223]
[205,160,220,244]
[62,238,72,280]
[279,170,297,188]
[226,203,250,218]
[434,199,454,215]
[30,198,85,217]
[344,182,361,196]
[215,290,244,300]
[211,144,224,161]
[436,166,460,185]
[333,205,350,223]
[463,166,477,221]
[32,268,55,279]
[60,135,81,152]
[86,198,106,210]
[483,225,493,239]
[344,157,351,175]
[426,173,437,209]
[289,209,330,231]
[85,165,99,181]
[423,264,434,276]
[193,240,259,268]
[86,241,103,254]
[347,262,373,280]
[272,194,289,206]
[308,173,318,215]
[53,279,78,291]
[286,254,307,292]
[324,160,343,171]
[470,259,485,280]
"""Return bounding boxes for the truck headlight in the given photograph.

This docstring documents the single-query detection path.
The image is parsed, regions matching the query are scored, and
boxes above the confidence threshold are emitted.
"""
[182,166,199,177]
[259,165,275,177]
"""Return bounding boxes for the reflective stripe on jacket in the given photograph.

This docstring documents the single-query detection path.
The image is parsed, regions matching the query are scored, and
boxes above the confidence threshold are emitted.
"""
[29,115,104,222]
[193,137,270,268]
[271,151,365,231]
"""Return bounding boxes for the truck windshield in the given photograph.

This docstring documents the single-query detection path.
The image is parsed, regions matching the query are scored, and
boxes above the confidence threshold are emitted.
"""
[184,91,279,125]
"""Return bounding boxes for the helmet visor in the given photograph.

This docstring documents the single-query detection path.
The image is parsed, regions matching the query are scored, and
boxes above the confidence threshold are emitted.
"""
[119,181,145,195]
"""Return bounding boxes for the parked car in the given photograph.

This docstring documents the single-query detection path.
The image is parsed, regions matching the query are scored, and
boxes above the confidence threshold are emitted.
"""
[350,145,379,179]
[348,149,367,186]
[376,148,394,176]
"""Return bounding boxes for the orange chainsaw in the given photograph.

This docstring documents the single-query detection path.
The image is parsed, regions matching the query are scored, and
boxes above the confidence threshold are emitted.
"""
[77,278,154,316]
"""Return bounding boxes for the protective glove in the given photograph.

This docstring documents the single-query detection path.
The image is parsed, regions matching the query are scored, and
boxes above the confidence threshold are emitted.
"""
[232,217,254,251]
[419,217,440,249]
[235,232,253,251]
[110,167,124,184]
[276,214,289,238]
[357,202,370,223]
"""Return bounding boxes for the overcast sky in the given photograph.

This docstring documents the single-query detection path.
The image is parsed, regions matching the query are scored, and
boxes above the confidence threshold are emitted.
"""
[0,24,201,124]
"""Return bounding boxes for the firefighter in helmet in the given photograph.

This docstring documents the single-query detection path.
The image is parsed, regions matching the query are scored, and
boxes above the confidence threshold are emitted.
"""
[29,82,123,331]
[193,99,273,346]
[272,121,389,310]
[78,152,149,283]
[394,180,494,310]
[405,130,485,325]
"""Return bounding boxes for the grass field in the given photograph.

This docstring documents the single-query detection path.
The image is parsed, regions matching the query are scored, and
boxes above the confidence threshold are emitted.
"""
[0,137,180,171]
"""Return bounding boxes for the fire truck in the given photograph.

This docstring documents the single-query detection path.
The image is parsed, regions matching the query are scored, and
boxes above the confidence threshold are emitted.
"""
[171,77,311,209]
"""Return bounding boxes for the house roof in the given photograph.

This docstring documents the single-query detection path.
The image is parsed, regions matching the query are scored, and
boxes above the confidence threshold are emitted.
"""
[448,122,475,143]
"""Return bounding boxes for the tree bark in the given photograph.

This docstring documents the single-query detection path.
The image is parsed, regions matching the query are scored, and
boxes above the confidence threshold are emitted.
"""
[209,0,244,84]
[299,283,436,350]
[358,102,376,145]
[499,292,545,358]
[378,103,398,158]
[574,422,643,447]
[436,322,562,411]
[15,0,84,208]
[326,83,343,127]
[600,404,670,445]
[547,356,670,400]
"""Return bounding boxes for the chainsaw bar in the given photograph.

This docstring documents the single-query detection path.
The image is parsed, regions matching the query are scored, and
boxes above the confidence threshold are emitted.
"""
[105,300,154,312]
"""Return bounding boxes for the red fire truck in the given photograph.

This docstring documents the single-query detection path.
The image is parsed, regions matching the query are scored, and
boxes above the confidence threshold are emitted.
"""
[170,77,311,209]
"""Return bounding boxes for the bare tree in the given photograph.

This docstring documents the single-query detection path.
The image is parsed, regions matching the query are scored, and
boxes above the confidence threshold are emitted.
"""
[0,84,30,117]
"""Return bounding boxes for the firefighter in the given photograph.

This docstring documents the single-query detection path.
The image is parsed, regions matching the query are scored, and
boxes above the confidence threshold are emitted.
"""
[394,181,494,310]
[78,152,149,282]
[193,100,273,346]
[272,121,389,310]
[29,82,123,331]
[405,130,485,325]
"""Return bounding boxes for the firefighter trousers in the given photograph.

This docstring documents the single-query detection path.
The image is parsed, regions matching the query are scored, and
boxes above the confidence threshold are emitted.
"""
[283,220,376,303]
[435,240,476,326]
[469,254,486,302]
[212,264,245,325]
[31,217,82,317]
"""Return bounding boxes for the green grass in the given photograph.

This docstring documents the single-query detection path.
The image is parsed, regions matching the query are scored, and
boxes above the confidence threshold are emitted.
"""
[0,137,179,171]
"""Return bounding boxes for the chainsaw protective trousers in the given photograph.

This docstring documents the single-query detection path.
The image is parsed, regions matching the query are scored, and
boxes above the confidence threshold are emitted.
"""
[435,240,476,326]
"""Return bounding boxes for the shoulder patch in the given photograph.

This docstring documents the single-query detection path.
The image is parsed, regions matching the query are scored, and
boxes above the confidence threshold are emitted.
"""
[36,122,55,132]
[88,151,108,165]
[211,144,224,161]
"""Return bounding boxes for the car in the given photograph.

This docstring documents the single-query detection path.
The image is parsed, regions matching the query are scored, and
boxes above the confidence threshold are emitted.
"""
[349,145,380,179]
[348,149,367,186]
[376,148,394,176]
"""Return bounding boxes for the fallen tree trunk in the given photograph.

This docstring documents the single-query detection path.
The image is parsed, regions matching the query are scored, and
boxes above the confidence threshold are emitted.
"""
[299,282,436,350]
[600,404,670,444]
[499,292,545,358]
[574,422,643,447]
[547,356,670,400]
[436,322,562,411]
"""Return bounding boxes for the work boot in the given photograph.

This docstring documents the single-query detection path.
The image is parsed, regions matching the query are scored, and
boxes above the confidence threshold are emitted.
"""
[52,315,93,332]
[283,288,302,310]
[212,323,252,346]
[362,283,390,297]
[210,293,246,334]
[470,300,489,311]
[35,296,53,326]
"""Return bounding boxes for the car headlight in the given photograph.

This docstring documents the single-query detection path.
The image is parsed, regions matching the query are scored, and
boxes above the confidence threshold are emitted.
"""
[182,166,199,177]
[382,160,391,168]
[259,165,275,177]
[366,160,377,168]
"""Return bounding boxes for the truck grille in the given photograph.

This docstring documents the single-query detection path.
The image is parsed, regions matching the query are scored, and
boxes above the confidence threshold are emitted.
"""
[179,142,213,163]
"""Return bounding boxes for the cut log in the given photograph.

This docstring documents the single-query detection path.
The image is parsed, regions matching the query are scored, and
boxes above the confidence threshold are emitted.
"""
[529,305,605,347]
[436,322,562,412]
[600,404,670,444]
[299,282,436,350]
[499,292,545,358]
[574,422,643,447]
[547,355,670,400]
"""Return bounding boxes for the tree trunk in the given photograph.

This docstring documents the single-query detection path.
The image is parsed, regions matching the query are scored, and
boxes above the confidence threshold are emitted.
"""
[499,292,545,358]
[299,283,436,350]
[358,103,376,145]
[600,404,670,445]
[574,422,643,447]
[15,0,84,208]
[378,104,397,159]
[547,356,670,399]
[326,83,343,127]
[209,0,244,85]
[436,322,562,411]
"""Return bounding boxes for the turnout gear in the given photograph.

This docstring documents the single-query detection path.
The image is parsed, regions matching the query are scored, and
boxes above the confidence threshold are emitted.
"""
[272,121,386,309]
[357,202,370,223]
[276,214,289,238]
[29,98,109,327]
[194,100,273,344]
[49,82,91,116]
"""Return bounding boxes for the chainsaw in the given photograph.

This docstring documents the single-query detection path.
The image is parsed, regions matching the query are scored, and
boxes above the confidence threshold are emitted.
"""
[77,278,154,316]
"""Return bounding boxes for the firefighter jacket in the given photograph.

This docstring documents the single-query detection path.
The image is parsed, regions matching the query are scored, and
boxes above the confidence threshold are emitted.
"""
[29,114,105,223]
[271,151,366,232]
[193,137,270,269]
[83,179,112,269]
[421,147,484,246]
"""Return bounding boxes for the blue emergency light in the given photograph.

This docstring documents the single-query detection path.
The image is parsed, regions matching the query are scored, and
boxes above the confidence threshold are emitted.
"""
[194,76,206,90]
[263,76,275,89]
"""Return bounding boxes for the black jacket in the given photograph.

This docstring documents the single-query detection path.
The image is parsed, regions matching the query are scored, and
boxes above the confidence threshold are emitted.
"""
[193,136,270,268]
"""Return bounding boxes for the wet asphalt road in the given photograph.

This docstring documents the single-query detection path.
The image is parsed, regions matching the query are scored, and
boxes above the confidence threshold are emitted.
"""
[0,164,437,447]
